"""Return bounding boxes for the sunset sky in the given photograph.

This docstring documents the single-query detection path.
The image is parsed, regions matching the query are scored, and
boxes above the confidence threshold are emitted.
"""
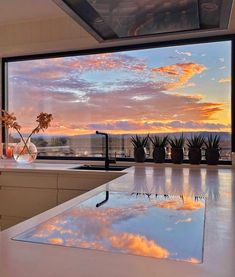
[8,41,231,136]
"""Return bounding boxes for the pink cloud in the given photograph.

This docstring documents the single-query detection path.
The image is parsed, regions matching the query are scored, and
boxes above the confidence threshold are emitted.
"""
[8,53,148,80]
[8,55,228,135]
[86,120,229,133]
[8,82,226,135]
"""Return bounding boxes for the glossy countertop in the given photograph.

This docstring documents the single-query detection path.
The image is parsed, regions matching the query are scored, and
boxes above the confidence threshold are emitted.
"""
[13,191,205,264]
[0,163,235,277]
[0,159,81,173]
[0,158,232,173]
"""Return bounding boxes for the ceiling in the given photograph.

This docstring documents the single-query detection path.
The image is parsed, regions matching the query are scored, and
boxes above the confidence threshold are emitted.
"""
[0,0,64,24]
[0,0,235,46]
[53,0,233,42]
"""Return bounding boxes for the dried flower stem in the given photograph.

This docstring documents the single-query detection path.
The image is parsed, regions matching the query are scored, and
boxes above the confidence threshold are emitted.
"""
[1,110,53,160]
[15,129,34,160]
[15,125,41,159]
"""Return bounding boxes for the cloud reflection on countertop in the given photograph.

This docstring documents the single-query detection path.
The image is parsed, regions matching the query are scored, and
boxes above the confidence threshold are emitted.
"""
[13,192,205,264]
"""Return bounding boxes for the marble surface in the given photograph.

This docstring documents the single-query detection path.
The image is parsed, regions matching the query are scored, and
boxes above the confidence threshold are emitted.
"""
[0,164,235,276]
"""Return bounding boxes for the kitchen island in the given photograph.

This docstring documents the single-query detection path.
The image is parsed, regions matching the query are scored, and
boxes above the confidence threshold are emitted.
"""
[0,161,234,277]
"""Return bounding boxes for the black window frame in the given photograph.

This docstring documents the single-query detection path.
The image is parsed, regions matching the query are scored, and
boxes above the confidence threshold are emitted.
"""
[1,34,234,165]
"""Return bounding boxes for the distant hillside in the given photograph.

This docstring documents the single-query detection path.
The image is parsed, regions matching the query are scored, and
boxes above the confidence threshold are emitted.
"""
[69,131,231,140]
[10,131,231,141]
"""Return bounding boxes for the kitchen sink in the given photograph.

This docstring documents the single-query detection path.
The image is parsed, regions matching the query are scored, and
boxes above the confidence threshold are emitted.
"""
[70,165,130,171]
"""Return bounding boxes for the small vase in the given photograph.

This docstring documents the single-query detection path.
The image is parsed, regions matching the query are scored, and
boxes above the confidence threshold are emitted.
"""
[13,138,37,164]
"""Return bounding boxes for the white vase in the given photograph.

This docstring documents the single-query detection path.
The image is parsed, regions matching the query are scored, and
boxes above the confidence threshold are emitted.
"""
[13,138,37,164]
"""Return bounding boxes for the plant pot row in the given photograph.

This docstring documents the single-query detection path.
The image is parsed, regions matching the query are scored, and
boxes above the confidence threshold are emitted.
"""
[134,147,220,165]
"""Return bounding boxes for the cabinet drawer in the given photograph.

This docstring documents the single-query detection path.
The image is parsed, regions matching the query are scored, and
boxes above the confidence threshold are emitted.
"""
[0,172,57,189]
[58,189,85,205]
[0,187,57,218]
[58,172,121,190]
[0,215,26,231]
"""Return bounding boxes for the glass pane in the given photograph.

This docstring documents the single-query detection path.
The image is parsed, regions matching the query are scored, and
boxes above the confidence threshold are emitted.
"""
[7,41,231,160]
[13,191,205,263]
[87,0,199,38]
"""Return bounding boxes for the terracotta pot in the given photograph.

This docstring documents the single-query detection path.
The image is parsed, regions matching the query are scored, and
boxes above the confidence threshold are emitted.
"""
[134,147,146,163]
[206,148,220,165]
[153,147,166,163]
[171,148,184,164]
[188,148,202,164]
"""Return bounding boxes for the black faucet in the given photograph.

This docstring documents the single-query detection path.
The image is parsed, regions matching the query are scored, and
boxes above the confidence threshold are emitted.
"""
[96,131,110,170]
[96,191,109,208]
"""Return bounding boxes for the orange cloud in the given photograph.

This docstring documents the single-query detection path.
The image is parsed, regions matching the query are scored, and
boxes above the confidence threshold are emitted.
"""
[48,237,64,244]
[152,63,206,89]
[182,102,224,119]
[153,64,180,76]
[37,223,62,232]
[177,197,204,211]
[156,200,181,209]
[155,197,204,211]
[110,233,169,259]
[65,238,106,250]
[219,76,231,83]
[186,257,201,264]
[78,240,106,250]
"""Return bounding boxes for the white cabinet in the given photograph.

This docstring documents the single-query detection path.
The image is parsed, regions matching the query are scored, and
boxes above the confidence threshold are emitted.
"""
[0,186,57,218]
[0,171,57,188]
[0,169,122,231]
[0,171,58,230]
[58,189,85,205]
[57,171,122,205]
[58,172,122,190]
[0,215,27,231]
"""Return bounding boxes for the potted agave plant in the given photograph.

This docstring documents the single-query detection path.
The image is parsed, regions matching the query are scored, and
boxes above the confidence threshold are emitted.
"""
[149,135,168,163]
[205,134,220,165]
[131,134,148,163]
[187,135,204,164]
[169,134,185,164]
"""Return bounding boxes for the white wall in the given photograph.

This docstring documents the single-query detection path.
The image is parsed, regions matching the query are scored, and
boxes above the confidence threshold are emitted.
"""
[0,16,99,57]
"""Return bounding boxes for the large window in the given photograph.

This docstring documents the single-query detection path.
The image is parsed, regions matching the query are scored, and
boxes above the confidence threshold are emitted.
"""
[5,40,232,160]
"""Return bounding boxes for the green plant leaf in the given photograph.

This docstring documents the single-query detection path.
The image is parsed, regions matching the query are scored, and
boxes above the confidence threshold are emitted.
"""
[204,134,220,149]
[186,135,204,148]
[130,134,149,148]
[168,133,185,148]
[149,135,168,147]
